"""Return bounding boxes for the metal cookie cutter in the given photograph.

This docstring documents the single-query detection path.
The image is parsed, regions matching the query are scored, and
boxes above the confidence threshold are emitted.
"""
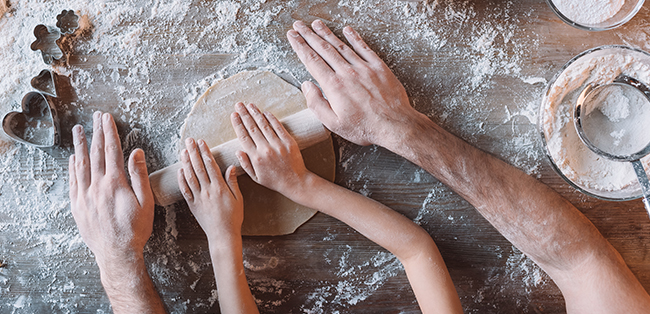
[30,10,79,64]
[2,91,61,148]
[2,69,61,148]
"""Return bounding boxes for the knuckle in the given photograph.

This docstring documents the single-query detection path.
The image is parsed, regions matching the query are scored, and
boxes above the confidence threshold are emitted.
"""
[262,124,273,133]
[106,143,120,152]
[343,66,359,79]
[329,77,345,89]
[306,51,322,62]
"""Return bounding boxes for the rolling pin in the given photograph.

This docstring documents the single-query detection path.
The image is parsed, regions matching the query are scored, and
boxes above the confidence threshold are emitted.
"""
[149,109,330,206]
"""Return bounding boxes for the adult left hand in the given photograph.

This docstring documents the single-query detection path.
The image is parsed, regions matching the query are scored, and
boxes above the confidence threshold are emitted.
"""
[69,111,155,271]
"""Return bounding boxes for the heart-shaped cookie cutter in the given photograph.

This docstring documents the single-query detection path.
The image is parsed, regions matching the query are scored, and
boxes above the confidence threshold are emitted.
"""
[31,69,58,97]
[2,91,61,148]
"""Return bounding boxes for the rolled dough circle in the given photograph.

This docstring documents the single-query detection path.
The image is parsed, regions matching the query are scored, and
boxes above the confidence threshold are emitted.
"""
[180,71,335,236]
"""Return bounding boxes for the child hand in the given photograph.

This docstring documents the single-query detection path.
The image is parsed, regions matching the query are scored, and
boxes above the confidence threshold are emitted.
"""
[177,138,244,244]
[230,102,310,199]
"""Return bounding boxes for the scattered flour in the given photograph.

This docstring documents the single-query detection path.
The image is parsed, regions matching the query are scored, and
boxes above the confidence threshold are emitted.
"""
[553,0,624,25]
[0,0,630,312]
[542,47,650,195]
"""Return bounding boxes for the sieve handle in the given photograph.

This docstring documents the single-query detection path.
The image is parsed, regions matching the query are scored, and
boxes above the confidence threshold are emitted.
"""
[631,160,650,218]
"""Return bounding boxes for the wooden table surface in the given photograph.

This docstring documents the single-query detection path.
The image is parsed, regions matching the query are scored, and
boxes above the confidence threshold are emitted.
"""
[1,0,650,313]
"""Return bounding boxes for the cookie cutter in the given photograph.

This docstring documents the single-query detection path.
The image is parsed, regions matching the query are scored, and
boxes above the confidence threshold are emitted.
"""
[2,69,61,148]
[56,10,79,35]
[31,10,79,64]
[31,69,58,97]
[2,91,61,148]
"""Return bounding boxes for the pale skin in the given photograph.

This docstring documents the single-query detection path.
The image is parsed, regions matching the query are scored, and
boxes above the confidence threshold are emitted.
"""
[230,102,463,313]
[286,19,650,313]
[176,137,259,314]
[69,111,165,314]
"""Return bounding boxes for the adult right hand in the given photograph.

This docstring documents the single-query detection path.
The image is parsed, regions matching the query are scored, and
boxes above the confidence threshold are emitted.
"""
[286,20,426,148]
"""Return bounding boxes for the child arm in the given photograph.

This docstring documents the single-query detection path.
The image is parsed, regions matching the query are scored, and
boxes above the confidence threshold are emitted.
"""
[177,138,259,314]
[231,103,463,313]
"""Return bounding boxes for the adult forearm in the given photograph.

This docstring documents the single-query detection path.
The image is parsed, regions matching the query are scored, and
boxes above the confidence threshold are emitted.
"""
[387,114,614,272]
[99,255,166,314]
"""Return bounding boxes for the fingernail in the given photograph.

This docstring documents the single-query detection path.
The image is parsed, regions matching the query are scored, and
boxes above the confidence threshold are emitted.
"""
[288,30,300,38]
[134,149,146,163]
[103,113,111,123]
[313,20,324,30]
[343,26,354,35]
[294,20,306,29]
[301,81,311,93]
[93,111,101,120]
[185,137,194,146]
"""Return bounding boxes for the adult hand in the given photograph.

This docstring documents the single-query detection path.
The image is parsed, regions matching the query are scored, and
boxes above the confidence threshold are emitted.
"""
[69,112,164,314]
[230,102,311,200]
[287,20,426,148]
[177,137,244,244]
[69,111,154,269]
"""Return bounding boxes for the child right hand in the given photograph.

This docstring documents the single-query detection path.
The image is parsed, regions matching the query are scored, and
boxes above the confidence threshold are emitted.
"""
[230,102,311,199]
[177,137,244,245]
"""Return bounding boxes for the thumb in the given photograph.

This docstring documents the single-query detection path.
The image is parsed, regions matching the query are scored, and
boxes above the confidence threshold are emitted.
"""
[302,81,338,128]
[225,165,243,201]
[128,149,154,207]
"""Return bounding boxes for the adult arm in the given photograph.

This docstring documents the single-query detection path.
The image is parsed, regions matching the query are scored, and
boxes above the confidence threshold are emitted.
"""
[69,112,166,314]
[177,138,259,314]
[230,103,463,313]
[286,20,650,313]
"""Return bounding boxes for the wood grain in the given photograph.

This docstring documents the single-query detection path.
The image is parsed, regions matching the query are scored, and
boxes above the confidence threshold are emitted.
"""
[2,0,650,313]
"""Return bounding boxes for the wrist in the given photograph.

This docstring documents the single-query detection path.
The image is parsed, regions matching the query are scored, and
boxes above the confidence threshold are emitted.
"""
[284,171,323,205]
[98,252,147,292]
[381,111,436,158]
[209,233,243,256]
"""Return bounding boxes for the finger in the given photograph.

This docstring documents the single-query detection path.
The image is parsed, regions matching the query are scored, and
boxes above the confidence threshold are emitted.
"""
[235,102,267,147]
[264,111,294,145]
[72,125,91,189]
[301,82,339,127]
[225,165,242,201]
[287,29,335,84]
[185,138,210,186]
[236,151,257,182]
[293,20,350,72]
[246,103,282,146]
[102,113,125,175]
[69,154,78,201]
[231,110,256,152]
[128,149,153,207]
[177,168,194,203]
[311,20,364,65]
[90,111,105,177]
[181,149,200,192]
[197,139,222,181]
[342,26,382,65]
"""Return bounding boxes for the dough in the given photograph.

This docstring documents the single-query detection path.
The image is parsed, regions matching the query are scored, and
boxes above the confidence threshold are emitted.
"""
[180,71,335,236]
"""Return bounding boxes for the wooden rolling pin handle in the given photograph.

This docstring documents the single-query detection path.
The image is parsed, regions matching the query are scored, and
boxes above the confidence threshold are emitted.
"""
[149,109,330,206]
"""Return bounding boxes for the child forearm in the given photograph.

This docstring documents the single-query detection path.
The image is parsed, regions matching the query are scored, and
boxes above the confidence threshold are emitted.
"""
[209,238,259,314]
[291,172,463,313]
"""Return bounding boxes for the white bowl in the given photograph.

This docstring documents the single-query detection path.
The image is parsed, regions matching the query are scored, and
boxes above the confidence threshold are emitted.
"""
[545,0,644,31]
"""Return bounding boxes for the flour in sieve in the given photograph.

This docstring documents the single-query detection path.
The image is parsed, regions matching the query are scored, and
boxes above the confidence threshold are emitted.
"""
[542,49,650,193]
